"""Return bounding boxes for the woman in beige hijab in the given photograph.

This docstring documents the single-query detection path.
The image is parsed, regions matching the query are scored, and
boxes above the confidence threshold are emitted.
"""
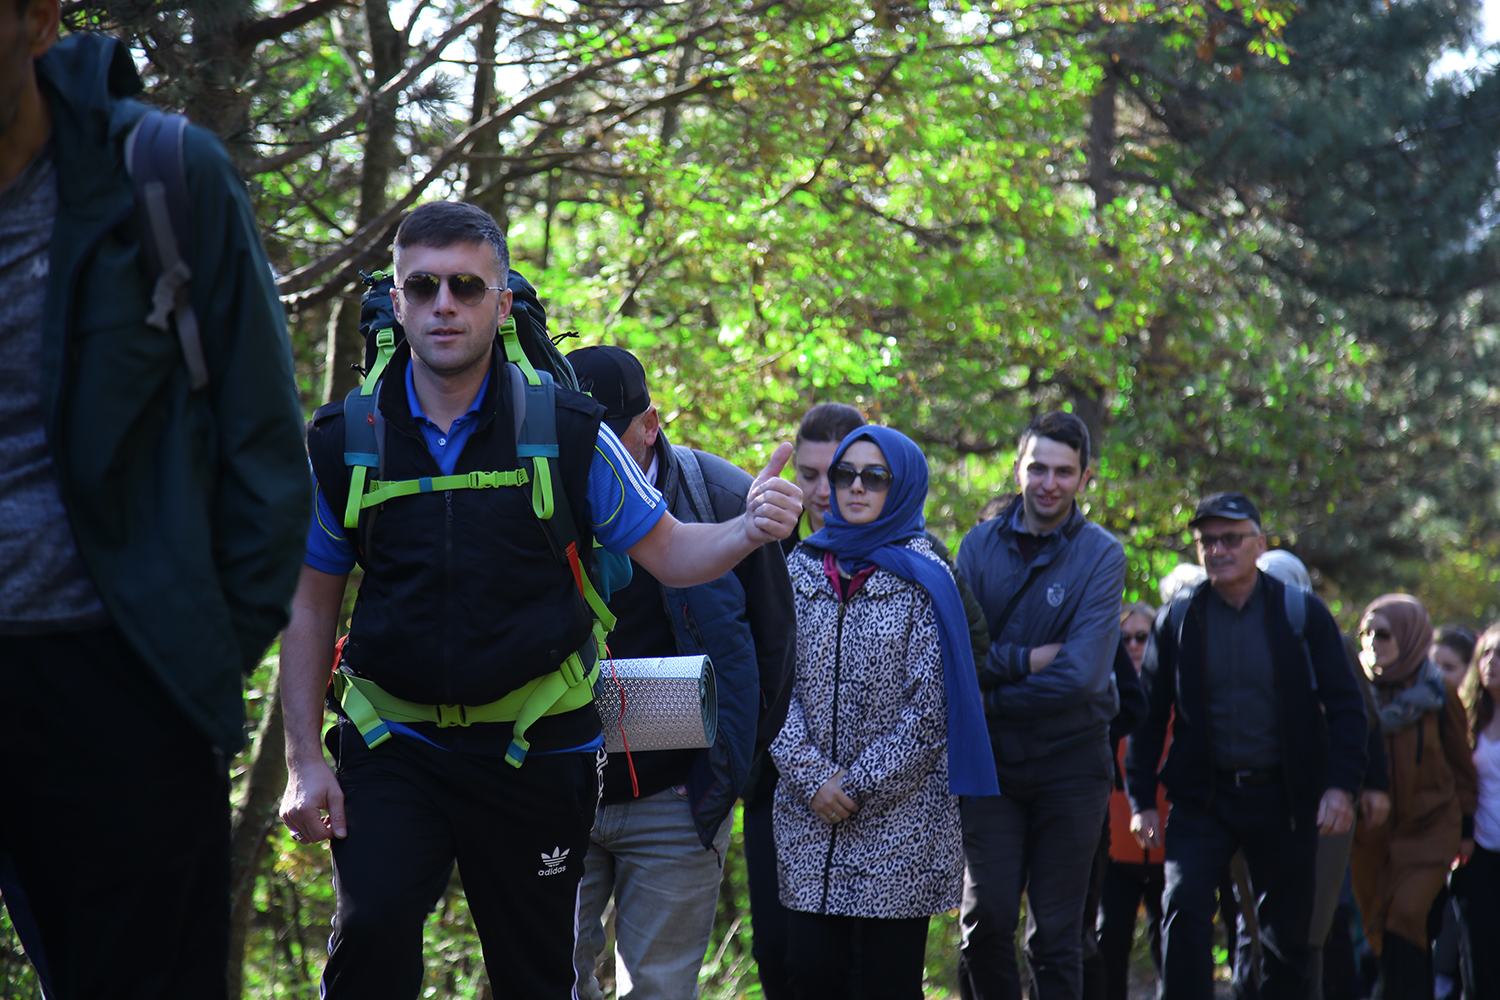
[1350,593,1477,999]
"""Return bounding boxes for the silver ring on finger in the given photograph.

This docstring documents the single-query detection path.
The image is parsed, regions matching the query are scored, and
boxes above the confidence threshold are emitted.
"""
[291,830,307,843]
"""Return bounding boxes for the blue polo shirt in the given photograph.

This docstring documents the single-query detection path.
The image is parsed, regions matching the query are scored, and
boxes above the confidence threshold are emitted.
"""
[306,361,667,575]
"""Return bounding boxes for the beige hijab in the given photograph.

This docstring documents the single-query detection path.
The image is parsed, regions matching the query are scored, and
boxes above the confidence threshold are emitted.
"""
[1361,593,1433,687]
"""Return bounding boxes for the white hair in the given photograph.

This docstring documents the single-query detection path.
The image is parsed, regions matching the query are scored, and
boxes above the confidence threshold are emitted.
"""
[1158,563,1208,604]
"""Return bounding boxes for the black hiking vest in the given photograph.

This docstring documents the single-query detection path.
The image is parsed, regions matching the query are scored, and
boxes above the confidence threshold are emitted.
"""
[307,344,605,706]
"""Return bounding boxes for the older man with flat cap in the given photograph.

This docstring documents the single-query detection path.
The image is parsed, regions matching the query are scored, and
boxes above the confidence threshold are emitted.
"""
[567,345,796,1000]
[1124,492,1367,1000]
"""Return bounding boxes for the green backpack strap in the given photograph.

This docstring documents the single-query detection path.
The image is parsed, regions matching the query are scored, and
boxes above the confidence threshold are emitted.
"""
[502,316,562,521]
[499,319,616,766]
[341,328,398,529]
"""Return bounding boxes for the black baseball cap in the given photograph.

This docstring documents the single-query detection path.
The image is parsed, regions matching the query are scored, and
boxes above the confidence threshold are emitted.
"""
[1189,491,1261,529]
[566,346,651,437]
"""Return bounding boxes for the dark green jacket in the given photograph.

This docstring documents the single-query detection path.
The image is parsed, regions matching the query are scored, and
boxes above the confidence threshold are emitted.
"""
[36,34,310,751]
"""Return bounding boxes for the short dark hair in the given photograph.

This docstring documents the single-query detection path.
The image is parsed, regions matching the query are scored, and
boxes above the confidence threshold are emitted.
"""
[1018,411,1091,471]
[1435,624,1477,665]
[394,201,509,277]
[795,403,865,450]
[976,493,1010,523]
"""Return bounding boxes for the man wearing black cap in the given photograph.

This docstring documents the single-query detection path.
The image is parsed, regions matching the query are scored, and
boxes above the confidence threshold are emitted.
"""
[566,345,796,1000]
[1124,492,1367,1000]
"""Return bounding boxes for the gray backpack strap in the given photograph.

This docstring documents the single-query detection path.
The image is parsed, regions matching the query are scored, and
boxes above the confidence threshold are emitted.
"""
[126,109,208,392]
[1283,583,1318,692]
[506,359,529,450]
[672,445,714,524]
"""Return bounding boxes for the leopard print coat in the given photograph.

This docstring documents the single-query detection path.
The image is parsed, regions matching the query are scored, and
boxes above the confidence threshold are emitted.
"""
[770,537,963,919]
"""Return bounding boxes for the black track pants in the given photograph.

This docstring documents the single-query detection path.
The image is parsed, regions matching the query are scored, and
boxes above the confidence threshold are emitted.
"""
[322,721,603,999]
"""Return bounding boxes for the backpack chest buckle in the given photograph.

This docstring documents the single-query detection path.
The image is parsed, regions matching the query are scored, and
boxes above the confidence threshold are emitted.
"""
[435,704,470,728]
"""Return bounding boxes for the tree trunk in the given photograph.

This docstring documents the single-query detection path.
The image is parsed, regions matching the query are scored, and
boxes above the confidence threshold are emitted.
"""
[1087,62,1118,218]
[323,296,365,404]
[324,0,407,403]
[464,6,503,204]
[187,0,257,161]
[225,681,287,999]
[1072,56,1118,456]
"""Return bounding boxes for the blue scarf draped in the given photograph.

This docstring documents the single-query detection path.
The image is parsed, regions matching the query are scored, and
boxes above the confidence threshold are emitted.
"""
[803,426,1000,797]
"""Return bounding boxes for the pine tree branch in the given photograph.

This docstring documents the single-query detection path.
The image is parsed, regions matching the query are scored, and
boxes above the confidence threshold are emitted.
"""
[235,0,353,49]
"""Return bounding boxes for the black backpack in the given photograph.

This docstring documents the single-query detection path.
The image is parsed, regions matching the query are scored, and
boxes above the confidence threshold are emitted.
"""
[1166,581,1319,692]
[324,269,618,767]
[357,269,578,390]
[126,109,208,391]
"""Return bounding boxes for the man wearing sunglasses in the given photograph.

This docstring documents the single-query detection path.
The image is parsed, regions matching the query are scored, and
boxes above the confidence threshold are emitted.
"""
[954,410,1126,1000]
[1124,493,1368,1000]
[278,202,804,999]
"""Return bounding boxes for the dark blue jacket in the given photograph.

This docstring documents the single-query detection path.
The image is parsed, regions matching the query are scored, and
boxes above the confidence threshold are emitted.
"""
[654,434,796,848]
[1125,574,1368,821]
[36,35,308,751]
[957,497,1127,763]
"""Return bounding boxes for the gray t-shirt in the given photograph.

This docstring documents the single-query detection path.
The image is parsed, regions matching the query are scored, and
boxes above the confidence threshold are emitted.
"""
[0,143,109,633]
[1203,578,1281,770]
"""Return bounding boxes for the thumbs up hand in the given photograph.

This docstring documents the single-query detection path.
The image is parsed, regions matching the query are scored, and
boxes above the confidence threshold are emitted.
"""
[744,442,803,545]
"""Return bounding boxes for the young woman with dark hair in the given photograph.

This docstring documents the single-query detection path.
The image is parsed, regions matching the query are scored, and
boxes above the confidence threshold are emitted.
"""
[1451,624,1500,1000]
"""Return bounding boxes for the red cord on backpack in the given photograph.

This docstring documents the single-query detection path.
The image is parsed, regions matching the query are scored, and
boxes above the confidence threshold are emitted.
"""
[605,643,639,797]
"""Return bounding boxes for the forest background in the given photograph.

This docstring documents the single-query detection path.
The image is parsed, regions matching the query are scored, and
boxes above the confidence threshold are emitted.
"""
[6,0,1500,994]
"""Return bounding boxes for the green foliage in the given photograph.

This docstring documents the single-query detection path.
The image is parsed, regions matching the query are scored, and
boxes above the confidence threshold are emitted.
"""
[32,0,1500,991]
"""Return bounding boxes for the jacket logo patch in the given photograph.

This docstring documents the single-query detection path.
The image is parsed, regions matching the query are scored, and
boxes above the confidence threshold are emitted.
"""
[538,846,570,876]
[1046,583,1066,607]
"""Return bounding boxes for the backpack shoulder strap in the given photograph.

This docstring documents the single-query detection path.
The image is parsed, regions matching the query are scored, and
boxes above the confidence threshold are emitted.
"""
[671,445,714,524]
[1282,583,1319,692]
[505,328,615,640]
[1167,588,1194,647]
[125,109,208,391]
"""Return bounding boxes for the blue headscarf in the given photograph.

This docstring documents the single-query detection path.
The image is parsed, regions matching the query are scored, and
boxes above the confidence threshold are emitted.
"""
[803,426,999,797]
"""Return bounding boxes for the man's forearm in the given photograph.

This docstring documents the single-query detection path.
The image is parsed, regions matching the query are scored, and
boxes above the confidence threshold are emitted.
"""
[281,569,346,765]
[282,622,338,765]
[628,516,757,589]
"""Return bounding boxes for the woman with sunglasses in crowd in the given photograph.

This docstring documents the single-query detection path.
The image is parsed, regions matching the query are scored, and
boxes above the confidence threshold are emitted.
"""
[1451,623,1500,999]
[1351,594,1478,999]
[769,426,998,1000]
[1097,601,1167,1000]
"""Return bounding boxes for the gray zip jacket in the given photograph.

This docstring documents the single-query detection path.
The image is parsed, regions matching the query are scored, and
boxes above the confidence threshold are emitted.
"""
[956,497,1126,764]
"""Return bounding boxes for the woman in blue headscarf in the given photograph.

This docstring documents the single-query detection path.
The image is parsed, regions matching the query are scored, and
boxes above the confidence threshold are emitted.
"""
[770,425,997,1000]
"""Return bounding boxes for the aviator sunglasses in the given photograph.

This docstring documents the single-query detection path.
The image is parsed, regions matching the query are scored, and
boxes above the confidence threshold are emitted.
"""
[829,463,894,492]
[400,272,504,307]
[1193,530,1258,551]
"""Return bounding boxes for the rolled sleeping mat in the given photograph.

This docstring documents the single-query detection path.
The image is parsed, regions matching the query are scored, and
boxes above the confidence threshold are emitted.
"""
[593,655,717,753]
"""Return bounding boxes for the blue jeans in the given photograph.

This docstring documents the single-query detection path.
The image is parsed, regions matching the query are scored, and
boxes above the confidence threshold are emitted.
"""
[1160,783,1317,1000]
[573,786,733,999]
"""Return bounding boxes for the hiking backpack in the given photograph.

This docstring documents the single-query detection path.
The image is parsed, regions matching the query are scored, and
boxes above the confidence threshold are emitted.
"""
[126,109,208,391]
[324,269,619,766]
